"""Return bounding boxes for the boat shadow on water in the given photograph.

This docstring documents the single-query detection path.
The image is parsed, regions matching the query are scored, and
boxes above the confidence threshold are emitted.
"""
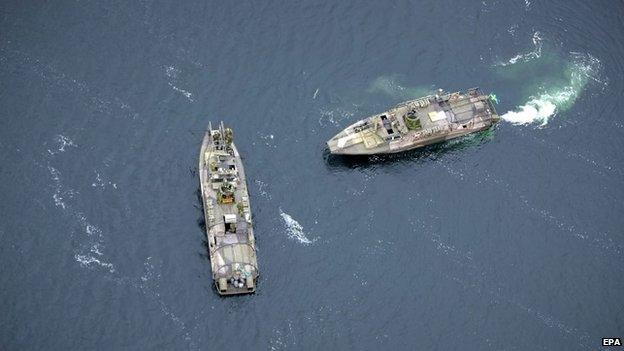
[193,186,211,262]
[323,128,498,170]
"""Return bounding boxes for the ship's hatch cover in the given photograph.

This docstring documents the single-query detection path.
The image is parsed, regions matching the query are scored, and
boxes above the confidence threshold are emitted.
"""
[428,110,446,122]
[224,214,237,223]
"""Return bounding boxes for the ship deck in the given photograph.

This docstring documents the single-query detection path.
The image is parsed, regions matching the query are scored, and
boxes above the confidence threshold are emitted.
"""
[327,88,499,155]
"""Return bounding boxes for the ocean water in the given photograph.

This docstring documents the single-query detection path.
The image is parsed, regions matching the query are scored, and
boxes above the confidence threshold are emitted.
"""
[1,1,623,350]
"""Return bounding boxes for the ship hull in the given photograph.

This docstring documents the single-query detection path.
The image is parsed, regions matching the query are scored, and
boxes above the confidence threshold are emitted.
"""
[199,122,259,295]
[328,121,496,155]
[327,88,500,155]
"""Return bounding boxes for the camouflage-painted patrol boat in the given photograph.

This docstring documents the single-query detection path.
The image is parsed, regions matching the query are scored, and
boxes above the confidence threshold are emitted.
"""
[327,88,499,155]
[199,122,258,295]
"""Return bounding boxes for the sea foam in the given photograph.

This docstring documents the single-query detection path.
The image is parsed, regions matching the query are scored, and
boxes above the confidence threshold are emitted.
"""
[498,31,543,67]
[279,209,315,245]
[501,52,603,126]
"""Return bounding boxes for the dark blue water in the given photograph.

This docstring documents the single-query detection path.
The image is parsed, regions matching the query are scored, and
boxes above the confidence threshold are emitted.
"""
[2,1,623,349]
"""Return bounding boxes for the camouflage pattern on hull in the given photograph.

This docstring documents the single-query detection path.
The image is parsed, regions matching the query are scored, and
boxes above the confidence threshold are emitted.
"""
[327,88,500,155]
[199,122,258,295]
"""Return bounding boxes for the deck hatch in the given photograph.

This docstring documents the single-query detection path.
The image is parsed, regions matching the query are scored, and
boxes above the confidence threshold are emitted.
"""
[428,110,447,122]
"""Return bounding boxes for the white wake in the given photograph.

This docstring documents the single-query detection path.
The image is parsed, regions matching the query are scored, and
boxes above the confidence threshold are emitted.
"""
[279,209,315,245]
[501,52,603,126]
[498,31,543,67]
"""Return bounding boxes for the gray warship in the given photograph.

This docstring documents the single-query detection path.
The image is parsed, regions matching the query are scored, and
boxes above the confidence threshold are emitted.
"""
[327,88,499,155]
[199,122,258,295]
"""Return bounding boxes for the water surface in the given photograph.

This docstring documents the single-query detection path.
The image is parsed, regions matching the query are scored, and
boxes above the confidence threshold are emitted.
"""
[1,1,623,349]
